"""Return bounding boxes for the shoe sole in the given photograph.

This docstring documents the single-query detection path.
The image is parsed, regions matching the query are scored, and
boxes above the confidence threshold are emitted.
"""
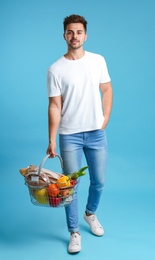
[68,248,81,254]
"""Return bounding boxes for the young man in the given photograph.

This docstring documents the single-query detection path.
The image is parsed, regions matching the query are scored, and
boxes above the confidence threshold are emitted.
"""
[46,14,113,253]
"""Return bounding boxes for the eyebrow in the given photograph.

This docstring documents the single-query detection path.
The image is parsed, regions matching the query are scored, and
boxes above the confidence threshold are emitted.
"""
[66,29,84,33]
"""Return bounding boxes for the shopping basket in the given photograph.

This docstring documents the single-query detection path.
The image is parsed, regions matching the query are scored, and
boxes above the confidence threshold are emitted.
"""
[24,154,76,208]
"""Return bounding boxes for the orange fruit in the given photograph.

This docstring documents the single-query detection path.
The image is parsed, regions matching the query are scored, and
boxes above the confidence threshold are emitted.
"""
[48,184,60,197]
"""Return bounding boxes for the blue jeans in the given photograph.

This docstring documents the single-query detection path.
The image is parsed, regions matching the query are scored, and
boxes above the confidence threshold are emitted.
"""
[59,130,108,233]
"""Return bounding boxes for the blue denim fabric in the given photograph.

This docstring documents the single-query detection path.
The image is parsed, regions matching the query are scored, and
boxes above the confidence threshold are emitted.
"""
[59,130,108,233]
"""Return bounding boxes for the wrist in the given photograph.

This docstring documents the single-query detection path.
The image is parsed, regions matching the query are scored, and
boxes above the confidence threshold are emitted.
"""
[49,140,56,145]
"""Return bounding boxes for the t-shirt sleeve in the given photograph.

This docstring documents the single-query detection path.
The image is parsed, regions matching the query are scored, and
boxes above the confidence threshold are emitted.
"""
[47,70,61,97]
[100,56,111,83]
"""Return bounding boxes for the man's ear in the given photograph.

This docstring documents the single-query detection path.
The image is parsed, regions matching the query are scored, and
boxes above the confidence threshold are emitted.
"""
[63,33,66,40]
[85,34,88,41]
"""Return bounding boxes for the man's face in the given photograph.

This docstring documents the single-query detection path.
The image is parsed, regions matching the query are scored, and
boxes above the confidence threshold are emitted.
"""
[64,23,87,50]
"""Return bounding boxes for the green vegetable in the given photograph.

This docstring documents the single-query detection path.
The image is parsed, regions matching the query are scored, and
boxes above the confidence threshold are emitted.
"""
[67,166,88,180]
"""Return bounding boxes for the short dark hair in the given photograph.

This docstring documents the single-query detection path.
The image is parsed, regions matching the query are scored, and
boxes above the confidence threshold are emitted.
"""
[63,14,87,32]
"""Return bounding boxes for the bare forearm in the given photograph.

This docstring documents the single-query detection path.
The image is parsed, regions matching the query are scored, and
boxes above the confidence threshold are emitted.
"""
[102,83,113,119]
[46,96,62,157]
[100,81,113,129]
[48,106,61,143]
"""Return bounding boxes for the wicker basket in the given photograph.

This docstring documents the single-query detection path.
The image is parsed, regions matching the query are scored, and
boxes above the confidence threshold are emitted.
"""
[25,154,75,208]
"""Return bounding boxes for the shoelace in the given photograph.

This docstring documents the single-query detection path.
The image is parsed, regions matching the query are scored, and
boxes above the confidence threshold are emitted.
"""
[70,234,80,246]
[91,215,102,229]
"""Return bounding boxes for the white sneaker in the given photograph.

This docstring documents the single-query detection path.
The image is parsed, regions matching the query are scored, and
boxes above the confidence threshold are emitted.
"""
[84,213,104,236]
[68,233,81,253]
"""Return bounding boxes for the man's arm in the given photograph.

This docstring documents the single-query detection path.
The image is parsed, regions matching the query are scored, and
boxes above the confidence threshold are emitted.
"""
[46,96,62,157]
[100,81,113,129]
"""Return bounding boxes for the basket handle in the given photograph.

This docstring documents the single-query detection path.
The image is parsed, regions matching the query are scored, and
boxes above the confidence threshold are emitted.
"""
[38,154,63,175]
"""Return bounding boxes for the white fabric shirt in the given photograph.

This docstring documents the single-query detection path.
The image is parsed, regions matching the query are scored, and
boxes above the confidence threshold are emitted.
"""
[47,51,111,134]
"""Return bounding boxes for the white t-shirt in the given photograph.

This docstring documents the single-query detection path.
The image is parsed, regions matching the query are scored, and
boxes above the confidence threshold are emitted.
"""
[47,51,111,134]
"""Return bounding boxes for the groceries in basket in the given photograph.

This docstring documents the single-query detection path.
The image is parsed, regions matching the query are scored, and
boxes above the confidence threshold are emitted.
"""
[19,154,88,208]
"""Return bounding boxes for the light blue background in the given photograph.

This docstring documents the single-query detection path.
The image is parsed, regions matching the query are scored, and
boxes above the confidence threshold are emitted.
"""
[0,0,155,259]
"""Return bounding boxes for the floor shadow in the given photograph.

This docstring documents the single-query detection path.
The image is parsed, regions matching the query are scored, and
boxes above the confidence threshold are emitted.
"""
[0,222,68,248]
[80,223,92,235]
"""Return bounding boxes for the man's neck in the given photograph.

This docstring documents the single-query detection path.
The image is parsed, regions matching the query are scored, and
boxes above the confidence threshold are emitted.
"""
[64,49,85,60]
